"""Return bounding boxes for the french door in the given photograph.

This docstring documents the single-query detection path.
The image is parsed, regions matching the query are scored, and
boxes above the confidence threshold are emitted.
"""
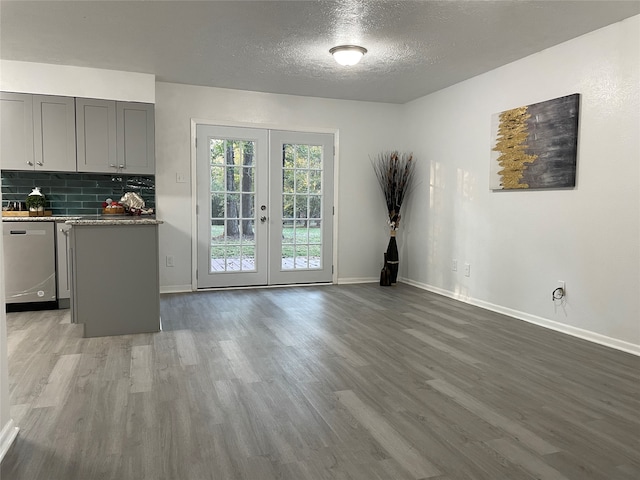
[196,125,333,288]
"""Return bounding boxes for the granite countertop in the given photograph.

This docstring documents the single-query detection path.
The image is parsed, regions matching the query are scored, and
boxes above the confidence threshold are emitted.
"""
[2,215,82,222]
[2,215,162,225]
[65,217,163,225]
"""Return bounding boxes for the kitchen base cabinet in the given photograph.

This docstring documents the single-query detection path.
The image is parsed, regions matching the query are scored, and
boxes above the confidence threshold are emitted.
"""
[70,223,161,337]
[56,222,72,309]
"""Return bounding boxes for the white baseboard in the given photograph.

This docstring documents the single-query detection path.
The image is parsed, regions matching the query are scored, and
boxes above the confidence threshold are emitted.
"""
[338,277,378,285]
[160,285,193,294]
[0,418,19,462]
[400,277,640,356]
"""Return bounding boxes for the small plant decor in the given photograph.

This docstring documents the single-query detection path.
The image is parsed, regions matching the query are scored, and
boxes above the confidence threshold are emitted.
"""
[372,152,416,285]
[26,187,46,213]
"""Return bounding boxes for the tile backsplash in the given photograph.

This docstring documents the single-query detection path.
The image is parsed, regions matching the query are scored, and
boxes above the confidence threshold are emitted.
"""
[1,171,155,216]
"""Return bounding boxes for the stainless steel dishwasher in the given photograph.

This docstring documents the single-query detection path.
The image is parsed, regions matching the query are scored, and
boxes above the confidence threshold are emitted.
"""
[3,221,56,304]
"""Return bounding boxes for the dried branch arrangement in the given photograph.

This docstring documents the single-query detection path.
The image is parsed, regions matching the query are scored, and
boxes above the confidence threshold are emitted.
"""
[372,151,416,229]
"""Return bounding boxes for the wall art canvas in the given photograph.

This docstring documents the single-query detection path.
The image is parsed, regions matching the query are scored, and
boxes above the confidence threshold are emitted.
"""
[490,93,580,190]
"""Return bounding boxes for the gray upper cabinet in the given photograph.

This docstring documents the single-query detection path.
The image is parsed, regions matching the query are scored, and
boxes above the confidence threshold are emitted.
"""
[76,98,117,172]
[76,100,155,175]
[1,93,75,172]
[2,92,154,174]
[116,102,155,175]
[33,95,76,172]
[0,92,34,170]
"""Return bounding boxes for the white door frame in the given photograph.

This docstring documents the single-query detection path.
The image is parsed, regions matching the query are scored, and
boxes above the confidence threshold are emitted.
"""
[190,118,339,291]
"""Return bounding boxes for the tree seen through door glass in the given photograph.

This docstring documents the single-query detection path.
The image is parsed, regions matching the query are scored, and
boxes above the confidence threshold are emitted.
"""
[209,138,257,273]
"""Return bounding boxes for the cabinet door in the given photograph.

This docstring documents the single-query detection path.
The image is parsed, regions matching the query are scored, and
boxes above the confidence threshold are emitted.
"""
[33,95,76,171]
[76,98,117,173]
[0,92,35,170]
[56,222,72,305]
[116,102,155,175]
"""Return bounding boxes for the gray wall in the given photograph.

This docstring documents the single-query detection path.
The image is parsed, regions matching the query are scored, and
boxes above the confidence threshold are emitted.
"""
[401,16,639,351]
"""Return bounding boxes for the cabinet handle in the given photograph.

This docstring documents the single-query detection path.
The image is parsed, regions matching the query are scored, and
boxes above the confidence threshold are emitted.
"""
[110,164,117,168]
[36,161,44,166]
[26,161,34,166]
[119,165,125,169]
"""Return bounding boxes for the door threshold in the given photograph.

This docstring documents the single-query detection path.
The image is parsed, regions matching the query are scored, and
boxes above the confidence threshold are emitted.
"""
[195,282,333,292]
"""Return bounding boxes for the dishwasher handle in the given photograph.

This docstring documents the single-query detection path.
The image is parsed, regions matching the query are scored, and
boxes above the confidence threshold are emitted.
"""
[8,230,46,235]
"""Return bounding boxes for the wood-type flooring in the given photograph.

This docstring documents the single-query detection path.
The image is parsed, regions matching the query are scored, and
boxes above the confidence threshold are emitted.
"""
[2,284,639,480]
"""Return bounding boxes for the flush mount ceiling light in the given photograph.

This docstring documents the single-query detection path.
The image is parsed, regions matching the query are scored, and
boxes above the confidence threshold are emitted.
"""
[330,45,367,66]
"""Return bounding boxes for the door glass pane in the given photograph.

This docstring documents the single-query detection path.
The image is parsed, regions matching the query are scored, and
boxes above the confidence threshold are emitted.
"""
[241,219,255,241]
[309,170,321,194]
[241,167,255,192]
[296,246,309,269]
[241,194,255,219]
[296,227,309,244]
[296,145,309,168]
[282,194,294,219]
[309,146,322,169]
[211,193,224,218]
[283,144,294,168]
[211,166,224,191]
[295,170,309,193]
[283,169,294,193]
[210,140,225,165]
[241,245,255,271]
[296,195,308,220]
[282,220,295,242]
[309,195,321,219]
[209,138,257,273]
[281,143,323,271]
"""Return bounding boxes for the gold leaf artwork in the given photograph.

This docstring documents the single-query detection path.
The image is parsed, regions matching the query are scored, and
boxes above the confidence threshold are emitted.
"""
[492,106,538,189]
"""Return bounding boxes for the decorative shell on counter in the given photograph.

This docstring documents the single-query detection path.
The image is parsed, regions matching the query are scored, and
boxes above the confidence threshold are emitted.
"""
[120,192,145,210]
[119,192,154,215]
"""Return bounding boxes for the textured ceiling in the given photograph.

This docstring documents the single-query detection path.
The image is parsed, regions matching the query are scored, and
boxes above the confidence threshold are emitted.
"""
[1,1,638,104]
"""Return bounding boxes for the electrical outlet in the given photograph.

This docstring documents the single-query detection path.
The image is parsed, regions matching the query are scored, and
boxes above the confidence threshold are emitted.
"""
[464,263,471,277]
[452,259,458,272]
[166,255,175,267]
[176,173,187,183]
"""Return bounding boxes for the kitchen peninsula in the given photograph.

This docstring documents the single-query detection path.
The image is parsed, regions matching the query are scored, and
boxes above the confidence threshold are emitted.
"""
[66,217,163,337]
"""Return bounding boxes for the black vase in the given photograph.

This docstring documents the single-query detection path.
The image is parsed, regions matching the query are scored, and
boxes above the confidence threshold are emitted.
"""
[386,233,399,284]
[380,253,392,286]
